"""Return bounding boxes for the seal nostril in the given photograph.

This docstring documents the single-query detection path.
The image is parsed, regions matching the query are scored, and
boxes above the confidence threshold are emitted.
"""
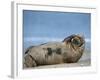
[72,38,81,46]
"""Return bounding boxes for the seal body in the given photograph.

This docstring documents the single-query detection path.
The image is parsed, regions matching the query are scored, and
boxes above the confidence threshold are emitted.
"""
[24,34,85,68]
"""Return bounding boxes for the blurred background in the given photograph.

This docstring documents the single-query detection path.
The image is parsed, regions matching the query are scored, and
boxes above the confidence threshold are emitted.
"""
[23,10,91,67]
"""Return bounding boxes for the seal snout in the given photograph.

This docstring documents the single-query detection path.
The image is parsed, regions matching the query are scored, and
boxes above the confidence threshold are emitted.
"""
[63,34,85,47]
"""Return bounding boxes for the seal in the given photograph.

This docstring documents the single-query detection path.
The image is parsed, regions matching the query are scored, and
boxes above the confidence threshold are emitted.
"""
[24,34,85,68]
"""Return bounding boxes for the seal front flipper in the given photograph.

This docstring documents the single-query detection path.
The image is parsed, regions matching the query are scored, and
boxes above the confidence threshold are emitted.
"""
[24,54,37,68]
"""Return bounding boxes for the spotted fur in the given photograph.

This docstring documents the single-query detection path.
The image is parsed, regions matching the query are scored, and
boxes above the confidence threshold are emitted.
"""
[24,34,85,68]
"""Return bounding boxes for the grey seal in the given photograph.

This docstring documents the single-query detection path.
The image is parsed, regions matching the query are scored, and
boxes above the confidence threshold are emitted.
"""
[24,34,85,68]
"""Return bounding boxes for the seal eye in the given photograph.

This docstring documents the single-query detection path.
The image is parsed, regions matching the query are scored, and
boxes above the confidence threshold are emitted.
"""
[71,37,81,46]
